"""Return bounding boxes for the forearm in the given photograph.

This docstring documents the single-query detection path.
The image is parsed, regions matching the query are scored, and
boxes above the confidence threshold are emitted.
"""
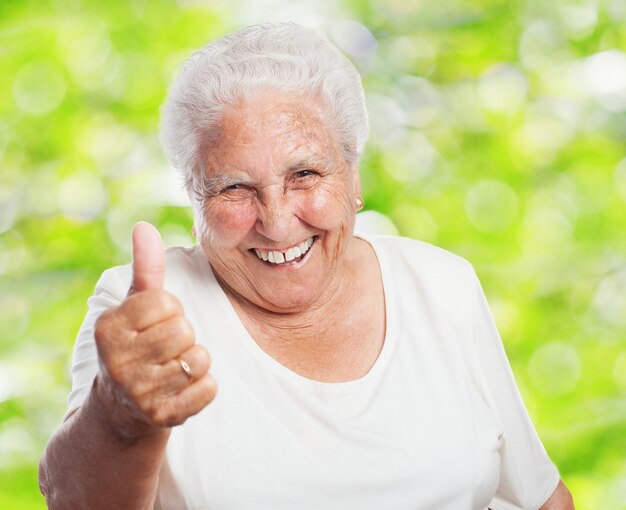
[39,376,170,510]
[539,480,574,510]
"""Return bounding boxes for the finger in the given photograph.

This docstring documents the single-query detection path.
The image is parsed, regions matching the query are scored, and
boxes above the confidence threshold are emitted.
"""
[129,222,166,295]
[119,289,183,332]
[158,344,212,394]
[134,314,196,364]
[154,373,218,427]
[174,373,217,419]
[112,344,210,405]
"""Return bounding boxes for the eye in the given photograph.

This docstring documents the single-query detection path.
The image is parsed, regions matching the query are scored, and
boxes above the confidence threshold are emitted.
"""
[294,170,318,178]
[223,183,243,191]
[219,183,256,200]
[221,182,253,194]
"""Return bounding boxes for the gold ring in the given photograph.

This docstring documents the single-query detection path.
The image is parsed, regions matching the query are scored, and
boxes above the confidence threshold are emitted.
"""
[177,357,193,379]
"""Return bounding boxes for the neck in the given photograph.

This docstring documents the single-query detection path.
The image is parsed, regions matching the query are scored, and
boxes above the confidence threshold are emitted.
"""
[216,237,386,382]
[218,254,356,340]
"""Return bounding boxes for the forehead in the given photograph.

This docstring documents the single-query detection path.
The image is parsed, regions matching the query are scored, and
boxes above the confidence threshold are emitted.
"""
[205,92,341,169]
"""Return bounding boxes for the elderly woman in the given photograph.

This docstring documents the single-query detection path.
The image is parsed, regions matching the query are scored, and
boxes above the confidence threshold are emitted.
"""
[39,23,573,509]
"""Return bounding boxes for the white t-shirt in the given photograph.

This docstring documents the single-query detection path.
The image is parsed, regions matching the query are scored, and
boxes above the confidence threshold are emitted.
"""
[68,235,560,510]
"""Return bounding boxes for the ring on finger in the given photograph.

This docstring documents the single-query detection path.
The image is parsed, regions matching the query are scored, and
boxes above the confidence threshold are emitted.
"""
[177,357,193,380]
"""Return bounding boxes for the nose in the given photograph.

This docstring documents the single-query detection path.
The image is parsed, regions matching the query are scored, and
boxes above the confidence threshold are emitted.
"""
[254,190,298,242]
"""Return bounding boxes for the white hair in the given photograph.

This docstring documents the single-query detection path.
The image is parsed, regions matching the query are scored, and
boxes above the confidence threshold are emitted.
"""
[160,22,369,203]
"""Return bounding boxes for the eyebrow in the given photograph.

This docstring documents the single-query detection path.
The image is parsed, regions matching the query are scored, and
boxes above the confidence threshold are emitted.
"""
[197,173,256,197]
[287,152,330,172]
[197,152,332,197]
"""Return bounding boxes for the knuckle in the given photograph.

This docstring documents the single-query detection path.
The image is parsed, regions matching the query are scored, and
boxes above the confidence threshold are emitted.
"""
[202,375,218,402]
[147,365,162,391]
[94,308,118,343]
[155,290,183,316]
[95,308,136,359]
[142,400,164,425]
[105,361,150,395]
[168,410,188,427]
[154,403,186,427]
[123,289,182,322]
[194,346,211,371]
[104,363,130,390]
[103,362,123,383]
[173,315,195,342]
[138,398,168,427]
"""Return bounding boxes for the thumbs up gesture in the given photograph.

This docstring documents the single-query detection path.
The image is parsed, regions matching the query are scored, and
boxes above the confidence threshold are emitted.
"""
[93,222,216,437]
[129,221,167,293]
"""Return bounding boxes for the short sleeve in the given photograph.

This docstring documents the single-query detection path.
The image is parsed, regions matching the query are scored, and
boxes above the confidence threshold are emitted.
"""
[468,268,560,510]
[66,265,131,415]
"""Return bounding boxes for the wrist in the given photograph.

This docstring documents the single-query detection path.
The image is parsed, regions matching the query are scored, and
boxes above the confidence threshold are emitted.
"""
[86,373,170,446]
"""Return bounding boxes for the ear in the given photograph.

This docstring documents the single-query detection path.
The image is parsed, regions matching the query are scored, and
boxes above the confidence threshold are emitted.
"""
[189,195,204,241]
[351,161,361,198]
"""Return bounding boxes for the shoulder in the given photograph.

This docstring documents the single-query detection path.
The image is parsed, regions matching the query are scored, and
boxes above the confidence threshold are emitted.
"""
[361,234,477,322]
[363,234,474,280]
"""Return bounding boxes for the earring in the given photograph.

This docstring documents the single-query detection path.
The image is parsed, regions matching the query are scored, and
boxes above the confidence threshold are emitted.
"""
[355,197,364,211]
[192,226,197,238]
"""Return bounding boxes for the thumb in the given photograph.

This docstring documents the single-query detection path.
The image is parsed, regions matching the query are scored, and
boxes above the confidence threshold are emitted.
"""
[129,222,166,294]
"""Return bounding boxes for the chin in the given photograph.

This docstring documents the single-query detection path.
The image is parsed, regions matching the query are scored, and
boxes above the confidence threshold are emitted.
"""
[255,286,321,313]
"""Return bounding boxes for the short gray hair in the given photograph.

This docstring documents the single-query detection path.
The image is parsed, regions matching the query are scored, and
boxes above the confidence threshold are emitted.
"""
[160,22,369,199]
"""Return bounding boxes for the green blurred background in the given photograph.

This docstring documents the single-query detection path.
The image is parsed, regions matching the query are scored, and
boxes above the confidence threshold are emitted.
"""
[1,0,625,508]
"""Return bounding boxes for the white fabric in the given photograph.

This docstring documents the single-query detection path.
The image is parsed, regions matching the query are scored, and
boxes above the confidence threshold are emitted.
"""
[68,234,560,510]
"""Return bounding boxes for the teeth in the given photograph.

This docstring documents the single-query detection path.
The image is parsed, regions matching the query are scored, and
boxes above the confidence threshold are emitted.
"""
[254,237,315,265]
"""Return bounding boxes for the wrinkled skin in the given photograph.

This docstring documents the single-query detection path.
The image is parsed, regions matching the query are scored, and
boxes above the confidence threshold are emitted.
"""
[93,222,217,435]
[196,91,362,314]
[92,91,360,437]
[39,222,218,509]
[39,89,573,510]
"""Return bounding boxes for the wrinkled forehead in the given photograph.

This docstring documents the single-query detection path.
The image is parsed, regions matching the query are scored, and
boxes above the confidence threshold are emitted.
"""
[205,93,341,161]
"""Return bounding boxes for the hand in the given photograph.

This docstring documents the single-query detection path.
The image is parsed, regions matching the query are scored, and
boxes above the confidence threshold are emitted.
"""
[93,222,217,438]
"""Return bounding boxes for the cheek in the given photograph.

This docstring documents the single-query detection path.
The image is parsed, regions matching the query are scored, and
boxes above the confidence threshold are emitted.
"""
[308,190,331,214]
[300,183,353,228]
[204,201,257,245]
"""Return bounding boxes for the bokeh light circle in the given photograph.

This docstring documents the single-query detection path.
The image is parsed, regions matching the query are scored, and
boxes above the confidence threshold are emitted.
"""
[465,179,520,233]
[56,171,108,220]
[527,341,582,396]
[13,61,67,116]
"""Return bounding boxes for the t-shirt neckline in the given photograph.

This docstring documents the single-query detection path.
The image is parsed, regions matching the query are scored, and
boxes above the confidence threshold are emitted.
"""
[195,233,397,395]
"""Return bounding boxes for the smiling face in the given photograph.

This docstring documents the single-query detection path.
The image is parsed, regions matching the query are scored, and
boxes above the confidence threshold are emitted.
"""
[195,91,361,313]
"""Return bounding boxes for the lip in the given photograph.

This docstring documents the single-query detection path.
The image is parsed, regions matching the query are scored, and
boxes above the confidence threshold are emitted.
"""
[252,236,313,253]
[249,235,318,269]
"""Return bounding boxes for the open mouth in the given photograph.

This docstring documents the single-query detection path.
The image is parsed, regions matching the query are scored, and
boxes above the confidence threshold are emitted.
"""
[252,236,317,266]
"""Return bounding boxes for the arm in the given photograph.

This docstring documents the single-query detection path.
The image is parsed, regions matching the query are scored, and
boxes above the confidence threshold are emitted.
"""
[466,266,569,509]
[539,480,574,510]
[39,376,170,509]
[39,223,216,509]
